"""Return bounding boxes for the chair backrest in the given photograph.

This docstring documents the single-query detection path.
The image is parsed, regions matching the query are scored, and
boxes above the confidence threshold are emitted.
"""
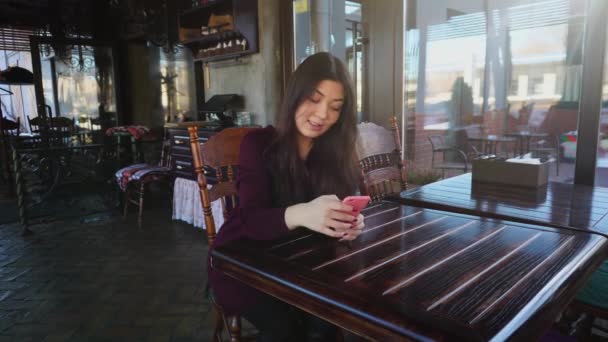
[539,105,578,138]
[188,126,259,245]
[520,102,535,124]
[27,116,45,133]
[50,117,75,132]
[464,124,483,139]
[158,139,172,168]
[1,116,20,136]
[357,117,407,202]
[428,135,448,151]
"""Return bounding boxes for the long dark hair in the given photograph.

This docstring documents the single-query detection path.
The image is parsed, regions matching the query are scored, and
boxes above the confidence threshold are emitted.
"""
[266,52,360,206]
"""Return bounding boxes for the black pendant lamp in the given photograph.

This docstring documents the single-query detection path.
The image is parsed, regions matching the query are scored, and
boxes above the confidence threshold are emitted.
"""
[0,66,34,85]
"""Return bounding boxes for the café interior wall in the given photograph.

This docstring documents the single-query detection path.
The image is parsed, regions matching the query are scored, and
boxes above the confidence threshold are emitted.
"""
[204,0,282,126]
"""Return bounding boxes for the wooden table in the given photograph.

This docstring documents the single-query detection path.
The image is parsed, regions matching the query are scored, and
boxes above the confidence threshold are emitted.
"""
[212,202,608,341]
[397,173,608,237]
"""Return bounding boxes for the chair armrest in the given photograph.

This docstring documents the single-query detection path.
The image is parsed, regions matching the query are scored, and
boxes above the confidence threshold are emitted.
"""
[434,147,453,152]
[440,147,469,171]
[466,144,484,157]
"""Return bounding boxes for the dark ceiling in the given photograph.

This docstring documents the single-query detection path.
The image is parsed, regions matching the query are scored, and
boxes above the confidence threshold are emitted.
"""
[0,0,108,30]
[0,0,173,48]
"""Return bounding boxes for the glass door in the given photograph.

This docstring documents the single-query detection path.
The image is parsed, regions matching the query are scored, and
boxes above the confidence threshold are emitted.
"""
[345,1,364,122]
[293,0,367,122]
[595,6,608,186]
[30,37,118,144]
[404,0,589,184]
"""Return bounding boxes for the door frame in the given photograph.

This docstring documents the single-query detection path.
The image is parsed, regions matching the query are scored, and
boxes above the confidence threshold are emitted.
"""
[574,0,608,185]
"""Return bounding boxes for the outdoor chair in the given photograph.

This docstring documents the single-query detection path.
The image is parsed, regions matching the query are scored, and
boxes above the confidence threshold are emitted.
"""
[428,135,469,177]
[529,135,561,176]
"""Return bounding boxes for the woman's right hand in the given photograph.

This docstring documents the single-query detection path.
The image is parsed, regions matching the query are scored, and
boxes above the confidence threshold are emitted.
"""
[285,195,357,238]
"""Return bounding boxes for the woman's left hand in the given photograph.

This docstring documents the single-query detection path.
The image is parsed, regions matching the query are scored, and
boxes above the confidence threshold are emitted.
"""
[341,213,364,241]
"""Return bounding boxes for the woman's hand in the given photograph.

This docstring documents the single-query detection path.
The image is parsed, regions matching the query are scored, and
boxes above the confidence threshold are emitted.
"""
[285,195,358,238]
[341,213,365,241]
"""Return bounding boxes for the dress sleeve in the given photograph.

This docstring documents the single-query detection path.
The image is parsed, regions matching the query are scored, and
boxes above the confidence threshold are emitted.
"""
[222,129,290,241]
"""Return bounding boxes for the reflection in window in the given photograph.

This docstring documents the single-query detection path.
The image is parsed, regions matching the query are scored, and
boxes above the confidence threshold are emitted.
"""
[420,7,486,130]
[405,0,585,184]
[160,48,196,123]
[40,44,117,132]
[293,0,365,121]
[0,50,36,133]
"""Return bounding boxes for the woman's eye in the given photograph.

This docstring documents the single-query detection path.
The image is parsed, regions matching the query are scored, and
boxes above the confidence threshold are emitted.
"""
[309,97,321,103]
[331,107,342,112]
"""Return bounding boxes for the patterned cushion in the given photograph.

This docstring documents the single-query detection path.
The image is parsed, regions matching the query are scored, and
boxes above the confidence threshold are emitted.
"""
[115,164,171,191]
[105,125,151,140]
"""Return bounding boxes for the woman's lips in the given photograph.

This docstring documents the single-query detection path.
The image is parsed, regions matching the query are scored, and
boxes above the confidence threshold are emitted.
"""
[308,120,323,131]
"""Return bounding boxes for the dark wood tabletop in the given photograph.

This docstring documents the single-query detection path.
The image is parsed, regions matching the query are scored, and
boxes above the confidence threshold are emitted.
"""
[211,202,608,341]
[397,173,608,237]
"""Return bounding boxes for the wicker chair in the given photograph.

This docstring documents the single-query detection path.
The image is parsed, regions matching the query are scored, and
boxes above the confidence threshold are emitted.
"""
[357,117,408,202]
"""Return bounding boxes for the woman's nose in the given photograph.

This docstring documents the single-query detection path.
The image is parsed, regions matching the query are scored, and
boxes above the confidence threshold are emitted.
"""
[315,105,329,119]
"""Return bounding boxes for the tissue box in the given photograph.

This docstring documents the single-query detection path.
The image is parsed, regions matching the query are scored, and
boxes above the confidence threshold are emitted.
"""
[472,158,549,188]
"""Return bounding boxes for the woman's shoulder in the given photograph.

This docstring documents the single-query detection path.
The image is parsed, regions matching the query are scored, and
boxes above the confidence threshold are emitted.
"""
[241,125,277,150]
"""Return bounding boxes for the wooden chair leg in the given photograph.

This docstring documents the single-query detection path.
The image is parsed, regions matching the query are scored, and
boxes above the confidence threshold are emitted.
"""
[138,182,145,229]
[123,190,129,219]
[213,309,225,342]
[227,315,241,342]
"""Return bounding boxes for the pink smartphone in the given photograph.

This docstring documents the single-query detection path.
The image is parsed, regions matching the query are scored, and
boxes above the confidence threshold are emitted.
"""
[342,196,371,217]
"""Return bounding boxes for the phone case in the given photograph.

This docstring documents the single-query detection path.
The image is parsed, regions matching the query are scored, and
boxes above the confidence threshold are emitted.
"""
[343,196,371,215]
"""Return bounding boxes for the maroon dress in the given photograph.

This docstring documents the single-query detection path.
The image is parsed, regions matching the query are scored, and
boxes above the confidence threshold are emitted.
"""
[208,126,291,315]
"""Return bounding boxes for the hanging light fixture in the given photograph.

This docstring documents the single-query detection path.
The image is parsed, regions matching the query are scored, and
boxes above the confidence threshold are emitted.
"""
[0,27,34,85]
[0,66,34,85]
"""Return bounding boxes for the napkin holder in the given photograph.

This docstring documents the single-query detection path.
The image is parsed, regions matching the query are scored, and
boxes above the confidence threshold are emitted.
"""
[472,157,549,188]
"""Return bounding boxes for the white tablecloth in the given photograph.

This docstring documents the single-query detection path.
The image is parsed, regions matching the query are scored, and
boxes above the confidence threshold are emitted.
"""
[172,177,225,231]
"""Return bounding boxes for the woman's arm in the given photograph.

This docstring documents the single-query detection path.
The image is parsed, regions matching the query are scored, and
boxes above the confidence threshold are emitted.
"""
[231,129,360,241]
[229,130,290,241]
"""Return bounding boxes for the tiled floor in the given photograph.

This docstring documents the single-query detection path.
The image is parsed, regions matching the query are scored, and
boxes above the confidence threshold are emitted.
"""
[0,206,217,342]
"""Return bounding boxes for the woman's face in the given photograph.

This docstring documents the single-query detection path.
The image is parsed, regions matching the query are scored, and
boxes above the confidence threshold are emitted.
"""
[294,80,344,140]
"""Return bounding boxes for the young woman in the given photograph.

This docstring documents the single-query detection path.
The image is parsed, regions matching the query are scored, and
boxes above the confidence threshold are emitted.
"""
[208,52,364,341]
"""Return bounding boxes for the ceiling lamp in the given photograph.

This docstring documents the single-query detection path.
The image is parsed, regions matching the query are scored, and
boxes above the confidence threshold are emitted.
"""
[0,66,34,85]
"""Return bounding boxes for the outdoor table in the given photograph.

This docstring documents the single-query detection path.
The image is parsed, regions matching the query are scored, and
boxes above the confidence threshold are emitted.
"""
[468,135,517,156]
[505,132,549,156]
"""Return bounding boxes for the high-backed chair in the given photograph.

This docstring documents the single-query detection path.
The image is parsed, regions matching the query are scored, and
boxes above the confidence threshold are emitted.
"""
[0,117,19,192]
[49,117,75,145]
[27,106,54,135]
[357,117,408,203]
[1,116,20,136]
[188,126,259,342]
[28,115,75,145]
[27,115,43,134]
